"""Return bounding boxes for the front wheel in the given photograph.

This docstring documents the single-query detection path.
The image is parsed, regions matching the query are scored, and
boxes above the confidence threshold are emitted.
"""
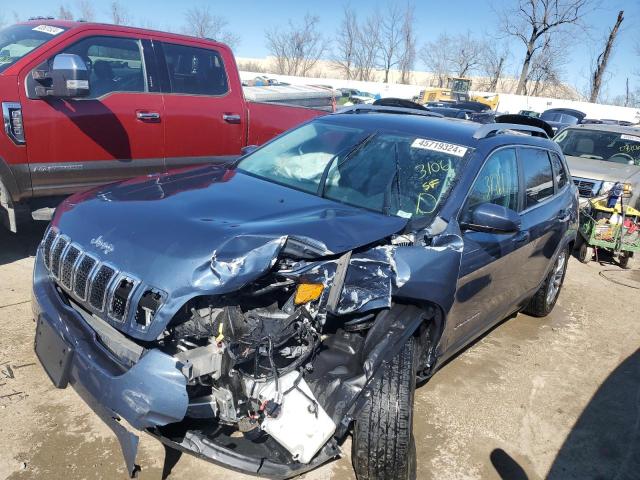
[352,337,417,480]
[578,242,594,264]
[523,247,569,317]
[619,252,634,270]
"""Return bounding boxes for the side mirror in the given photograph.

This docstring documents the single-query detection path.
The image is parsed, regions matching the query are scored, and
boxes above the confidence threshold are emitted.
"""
[241,145,259,156]
[462,203,521,233]
[33,54,90,98]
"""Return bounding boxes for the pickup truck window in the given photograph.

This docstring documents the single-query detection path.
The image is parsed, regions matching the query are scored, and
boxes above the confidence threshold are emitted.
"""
[0,24,68,73]
[162,42,228,96]
[62,36,146,98]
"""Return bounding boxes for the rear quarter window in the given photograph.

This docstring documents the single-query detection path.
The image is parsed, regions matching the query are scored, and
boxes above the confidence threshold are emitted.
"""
[549,152,568,189]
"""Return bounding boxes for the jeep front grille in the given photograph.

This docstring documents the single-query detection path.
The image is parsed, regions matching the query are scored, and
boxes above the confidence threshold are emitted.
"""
[41,228,144,324]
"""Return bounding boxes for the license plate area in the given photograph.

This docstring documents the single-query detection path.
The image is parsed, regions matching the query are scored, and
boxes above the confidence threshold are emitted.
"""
[35,316,74,388]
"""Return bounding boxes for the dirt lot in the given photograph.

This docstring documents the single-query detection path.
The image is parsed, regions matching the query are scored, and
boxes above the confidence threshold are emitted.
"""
[1,222,639,480]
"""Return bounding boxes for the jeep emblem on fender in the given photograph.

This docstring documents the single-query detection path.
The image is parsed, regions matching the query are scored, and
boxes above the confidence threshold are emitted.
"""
[90,236,114,255]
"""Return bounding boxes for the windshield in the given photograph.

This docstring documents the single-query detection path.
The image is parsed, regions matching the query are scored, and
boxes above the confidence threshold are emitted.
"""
[0,24,68,73]
[555,128,640,166]
[237,120,471,220]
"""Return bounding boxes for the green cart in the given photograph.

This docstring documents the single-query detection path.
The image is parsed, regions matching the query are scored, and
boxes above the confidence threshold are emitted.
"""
[577,198,640,269]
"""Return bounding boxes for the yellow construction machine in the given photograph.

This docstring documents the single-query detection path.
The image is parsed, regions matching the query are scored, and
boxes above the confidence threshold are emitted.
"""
[417,77,499,110]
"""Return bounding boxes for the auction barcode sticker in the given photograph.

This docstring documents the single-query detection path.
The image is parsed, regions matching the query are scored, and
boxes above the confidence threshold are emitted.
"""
[32,25,65,35]
[411,138,468,157]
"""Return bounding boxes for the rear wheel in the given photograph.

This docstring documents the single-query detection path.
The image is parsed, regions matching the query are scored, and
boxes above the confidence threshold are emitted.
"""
[352,336,417,480]
[524,247,569,317]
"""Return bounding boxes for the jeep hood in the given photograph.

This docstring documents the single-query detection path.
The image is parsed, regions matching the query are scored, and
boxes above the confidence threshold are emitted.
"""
[51,165,408,335]
[565,155,640,183]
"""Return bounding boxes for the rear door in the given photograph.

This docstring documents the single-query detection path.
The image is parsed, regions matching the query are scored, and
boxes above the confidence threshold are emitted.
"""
[19,32,165,197]
[156,40,246,169]
[517,147,568,295]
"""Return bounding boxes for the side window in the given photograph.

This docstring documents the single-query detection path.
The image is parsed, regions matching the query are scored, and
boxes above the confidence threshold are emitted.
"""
[465,148,519,214]
[62,36,146,98]
[549,152,568,189]
[521,148,554,208]
[162,43,228,96]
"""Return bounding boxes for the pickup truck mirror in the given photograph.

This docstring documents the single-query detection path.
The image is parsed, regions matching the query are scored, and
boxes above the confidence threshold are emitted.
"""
[241,145,259,156]
[33,54,90,99]
[461,203,521,233]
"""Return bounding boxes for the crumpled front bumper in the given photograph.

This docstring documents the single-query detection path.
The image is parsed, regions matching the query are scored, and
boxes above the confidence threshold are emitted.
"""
[32,249,339,478]
[32,249,189,475]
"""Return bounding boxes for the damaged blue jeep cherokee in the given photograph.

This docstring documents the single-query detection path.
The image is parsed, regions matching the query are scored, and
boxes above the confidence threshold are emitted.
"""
[33,106,578,480]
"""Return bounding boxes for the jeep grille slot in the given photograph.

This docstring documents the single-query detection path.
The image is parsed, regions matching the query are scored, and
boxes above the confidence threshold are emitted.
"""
[50,237,69,278]
[74,255,97,300]
[89,265,116,310]
[60,245,81,289]
[109,277,135,321]
[42,229,58,270]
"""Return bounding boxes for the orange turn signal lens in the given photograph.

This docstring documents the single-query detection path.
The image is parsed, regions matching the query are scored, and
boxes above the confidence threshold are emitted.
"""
[294,283,324,305]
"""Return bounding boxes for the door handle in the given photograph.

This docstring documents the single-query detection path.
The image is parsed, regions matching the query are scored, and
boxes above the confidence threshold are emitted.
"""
[223,113,242,124]
[513,231,530,247]
[136,111,161,122]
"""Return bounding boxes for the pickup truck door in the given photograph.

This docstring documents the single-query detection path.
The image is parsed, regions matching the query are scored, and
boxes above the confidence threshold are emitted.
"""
[155,40,246,169]
[19,32,165,197]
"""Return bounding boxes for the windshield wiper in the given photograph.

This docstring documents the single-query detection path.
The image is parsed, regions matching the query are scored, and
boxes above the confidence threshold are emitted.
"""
[317,132,378,197]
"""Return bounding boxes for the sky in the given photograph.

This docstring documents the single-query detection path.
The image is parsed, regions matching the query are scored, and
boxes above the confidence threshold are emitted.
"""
[3,0,638,100]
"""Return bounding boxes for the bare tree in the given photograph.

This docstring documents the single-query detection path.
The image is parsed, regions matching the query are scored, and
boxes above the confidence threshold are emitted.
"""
[589,10,623,103]
[499,0,594,95]
[76,0,95,21]
[449,32,483,77]
[57,5,74,20]
[333,6,359,80]
[183,6,239,48]
[109,1,130,26]
[353,15,380,81]
[480,41,509,91]
[266,14,328,77]
[419,33,452,87]
[398,3,416,84]
[378,4,403,83]
[525,34,571,97]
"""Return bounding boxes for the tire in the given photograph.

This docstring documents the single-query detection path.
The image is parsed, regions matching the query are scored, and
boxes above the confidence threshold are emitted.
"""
[352,336,417,480]
[523,247,569,317]
[619,253,634,270]
[578,241,594,264]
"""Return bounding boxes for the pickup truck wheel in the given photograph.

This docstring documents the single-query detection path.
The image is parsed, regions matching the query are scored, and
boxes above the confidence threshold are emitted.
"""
[352,336,417,480]
[578,242,594,264]
[523,247,569,317]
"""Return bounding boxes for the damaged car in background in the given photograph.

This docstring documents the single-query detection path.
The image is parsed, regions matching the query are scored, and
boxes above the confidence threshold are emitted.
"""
[33,106,578,479]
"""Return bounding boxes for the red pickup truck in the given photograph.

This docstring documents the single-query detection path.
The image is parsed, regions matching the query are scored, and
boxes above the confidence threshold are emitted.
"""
[0,20,328,232]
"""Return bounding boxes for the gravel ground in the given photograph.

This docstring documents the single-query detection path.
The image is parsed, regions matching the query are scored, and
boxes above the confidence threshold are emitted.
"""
[0,222,638,480]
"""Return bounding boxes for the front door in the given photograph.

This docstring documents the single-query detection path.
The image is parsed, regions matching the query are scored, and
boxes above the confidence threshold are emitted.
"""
[446,147,530,350]
[20,33,165,197]
[156,41,245,169]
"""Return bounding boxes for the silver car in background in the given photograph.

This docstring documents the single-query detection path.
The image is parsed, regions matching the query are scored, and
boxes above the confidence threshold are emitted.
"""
[554,124,640,208]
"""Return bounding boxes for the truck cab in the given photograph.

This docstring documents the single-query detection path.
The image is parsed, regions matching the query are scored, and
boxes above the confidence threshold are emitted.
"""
[0,20,326,232]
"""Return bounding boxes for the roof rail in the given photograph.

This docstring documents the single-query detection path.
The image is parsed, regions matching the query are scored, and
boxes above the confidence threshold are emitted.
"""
[473,123,549,140]
[337,104,444,118]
